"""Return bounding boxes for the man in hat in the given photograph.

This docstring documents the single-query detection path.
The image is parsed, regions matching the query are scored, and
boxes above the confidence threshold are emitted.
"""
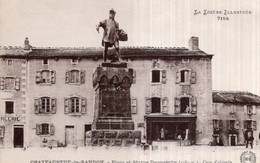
[96,9,120,62]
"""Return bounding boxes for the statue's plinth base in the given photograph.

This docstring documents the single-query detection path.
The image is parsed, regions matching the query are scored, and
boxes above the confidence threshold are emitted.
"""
[92,118,134,130]
[86,130,141,147]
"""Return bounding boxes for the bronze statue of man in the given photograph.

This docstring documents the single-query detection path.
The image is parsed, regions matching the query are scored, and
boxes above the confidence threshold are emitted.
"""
[96,9,120,62]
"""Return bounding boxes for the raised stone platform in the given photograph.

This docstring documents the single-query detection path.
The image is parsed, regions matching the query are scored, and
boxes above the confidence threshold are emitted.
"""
[86,130,141,146]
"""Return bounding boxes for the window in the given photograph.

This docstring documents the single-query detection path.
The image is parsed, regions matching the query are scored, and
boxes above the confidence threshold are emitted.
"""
[5,101,14,114]
[71,58,78,64]
[65,69,85,84]
[244,120,257,130]
[151,69,166,84]
[244,105,256,115]
[36,70,56,84]
[226,120,239,130]
[64,96,86,115]
[43,59,48,65]
[0,77,20,91]
[36,123,54,136]
[145,97,168,114]
[0,126,5,138]
[213,119,222,131]
[7,60,13,66]
[182,59,190,63]
[213,103,219,114]
[176,68,196,84]
[34,97,56,114]
[229,105,236,114]
[175,96,197,114]
[151,97,161,113]
[131,97,137,114]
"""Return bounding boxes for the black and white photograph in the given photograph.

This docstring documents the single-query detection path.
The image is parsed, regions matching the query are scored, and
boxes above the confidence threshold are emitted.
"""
[0,0,259,162]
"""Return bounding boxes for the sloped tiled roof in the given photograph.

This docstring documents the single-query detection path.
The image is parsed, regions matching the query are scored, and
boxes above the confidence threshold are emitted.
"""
[0,46,212,59]
[213,91,260,104]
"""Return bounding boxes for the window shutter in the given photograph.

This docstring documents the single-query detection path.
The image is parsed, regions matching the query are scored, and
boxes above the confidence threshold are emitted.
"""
[36,123,41,135]
[161,70,167,84]
[174,97,181,114]
[145,97,151,114]
[50,124,54,135]
[50,70,56,84]
[252,105,256,114]
[0,77,4,90]
[36,71,42,83]
[253,121,257,130]
[235,121,240,130]
[65,70,71,83]
[64,98,69,114]
[243,120,247,129]
[244,105,247,114]
[226,120,230,130]
[176,71,181,84]
[0,126,5,138]
[51,98,56,114]
[190,70,196,84]
[81,97,87,114]
[34,98,40,114]
[162,97,168,113]
[80,70,85,84]
[219,120,223,130]
[191,97,197,114]
[15,77,20,90]
[131,98,137,114]
[132,70,136,84]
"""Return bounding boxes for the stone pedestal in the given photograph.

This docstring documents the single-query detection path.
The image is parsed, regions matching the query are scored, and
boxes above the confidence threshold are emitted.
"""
[87,62,141,146]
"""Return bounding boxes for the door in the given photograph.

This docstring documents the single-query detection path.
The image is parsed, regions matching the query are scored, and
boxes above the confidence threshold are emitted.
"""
[65,126,75,147]
[84,124,91,146]
[230,135,236,146]
[14,125,24,148]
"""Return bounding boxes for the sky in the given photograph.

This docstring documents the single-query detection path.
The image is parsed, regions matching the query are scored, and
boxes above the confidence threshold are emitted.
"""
[0,0,259,95]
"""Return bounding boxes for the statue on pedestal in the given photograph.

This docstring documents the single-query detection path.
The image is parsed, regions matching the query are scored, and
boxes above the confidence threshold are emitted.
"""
[96,9,127,62]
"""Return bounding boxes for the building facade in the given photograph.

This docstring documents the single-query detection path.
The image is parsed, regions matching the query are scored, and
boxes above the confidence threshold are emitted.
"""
[0,37,259,148]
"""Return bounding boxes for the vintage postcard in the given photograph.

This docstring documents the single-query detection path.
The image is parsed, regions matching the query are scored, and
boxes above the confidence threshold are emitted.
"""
[0,0,259,163]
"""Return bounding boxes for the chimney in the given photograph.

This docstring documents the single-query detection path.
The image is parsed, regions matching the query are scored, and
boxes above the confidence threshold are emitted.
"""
[188,36,199,51]
[24,37,30,50]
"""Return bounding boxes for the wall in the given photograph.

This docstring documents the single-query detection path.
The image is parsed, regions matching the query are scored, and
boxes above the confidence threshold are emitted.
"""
[0,58,27,148]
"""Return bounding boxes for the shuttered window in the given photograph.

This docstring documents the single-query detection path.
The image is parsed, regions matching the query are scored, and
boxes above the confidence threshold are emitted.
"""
[36,70,56,84]
[65,69,85,84]
[34,97,56,114]
[0,77,20,91]
[175,96,197,114]
[64,96,86,115]
[36,123,54,136]
[151,69,167,84]
[0,126,5,138]
[176,69,196,84]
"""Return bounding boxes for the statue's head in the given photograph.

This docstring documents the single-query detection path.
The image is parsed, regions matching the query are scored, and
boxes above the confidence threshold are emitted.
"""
[109,9,116,18]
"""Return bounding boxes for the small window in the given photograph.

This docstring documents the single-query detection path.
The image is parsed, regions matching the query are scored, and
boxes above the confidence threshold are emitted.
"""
[71,58,78,64]
[43,59,48,65]
[65,70,85,84]
[247,105,253,115]
[5,101,14,114]
[182,59,190,63]
[36,70,56,84]
[7,60,13,66]
[71,97,80,113]
[180,97,190,113]
[151,97,161,113]
[42,123,49,135]
[152,70,160,83]
[40,97,51,113]
[181,70,189,83]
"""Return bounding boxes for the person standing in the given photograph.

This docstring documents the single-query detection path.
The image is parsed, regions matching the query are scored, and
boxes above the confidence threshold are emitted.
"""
[96,9,120,62]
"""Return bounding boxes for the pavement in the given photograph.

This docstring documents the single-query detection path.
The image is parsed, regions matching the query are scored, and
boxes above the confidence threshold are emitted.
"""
[0,145,259,163]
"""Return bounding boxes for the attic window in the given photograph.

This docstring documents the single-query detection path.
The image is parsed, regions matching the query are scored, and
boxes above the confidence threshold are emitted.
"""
[7,60,13,66]
[71,58,78,64]
[43,59,48,65]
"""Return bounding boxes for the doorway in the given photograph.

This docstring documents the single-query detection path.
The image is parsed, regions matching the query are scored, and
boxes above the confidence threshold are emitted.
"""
[84,124,91,146]
[14,125,24,148]
[65,125,75,147]
[229,134,237,146]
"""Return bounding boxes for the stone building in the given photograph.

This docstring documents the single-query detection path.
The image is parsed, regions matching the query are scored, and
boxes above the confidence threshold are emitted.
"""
[212,91,260,146]
[0,37,259,148]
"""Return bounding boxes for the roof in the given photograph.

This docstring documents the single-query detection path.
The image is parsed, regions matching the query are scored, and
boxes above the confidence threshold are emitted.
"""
[0,46,213,59]
[213,91,260,104]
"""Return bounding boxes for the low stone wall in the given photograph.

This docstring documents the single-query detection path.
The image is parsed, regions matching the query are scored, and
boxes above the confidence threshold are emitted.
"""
[86,130,141,146]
